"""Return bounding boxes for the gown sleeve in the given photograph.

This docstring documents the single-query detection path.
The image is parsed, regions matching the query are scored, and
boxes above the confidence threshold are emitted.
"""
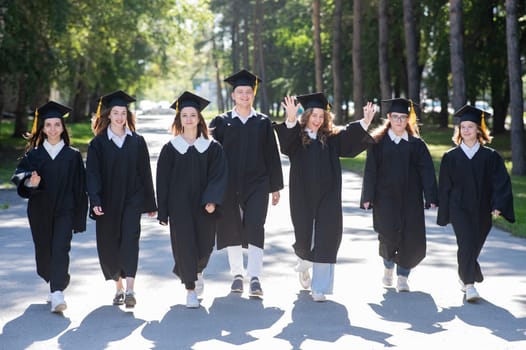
[13,151,37,199]
[273,122,301,156]
[72,150,88,233]
[436,152,452,226]
[416,140,438,208]
[491,151,515,223]
[337,121,374,158]
[264,119,284,193]
[86,139,103,214]
[137,135,157,213]
[360,144,377,209]
[156,144,172,223]
[202,142,228,206]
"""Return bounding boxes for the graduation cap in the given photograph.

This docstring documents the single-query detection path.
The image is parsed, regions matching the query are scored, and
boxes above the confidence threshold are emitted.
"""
[96,90,136,119]
[31,101,72,134]
[454,104,490,134]
[296,92,331,111]
[170,91,210,114]
[224,69,262,96]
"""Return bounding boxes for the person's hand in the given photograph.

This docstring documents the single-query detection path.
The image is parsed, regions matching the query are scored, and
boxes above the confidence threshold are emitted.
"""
[362,102,376,127]
[363,202,370,210]
[205,203,216,214]
[281,96,299,123]
[29,171,41,187]
[147,211,157,218]
[271,191,280,206]
[492,209,501,218]
[93,206,104,216]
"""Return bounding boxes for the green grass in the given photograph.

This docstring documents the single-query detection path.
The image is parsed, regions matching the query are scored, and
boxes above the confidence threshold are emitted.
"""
[340,125,526,238]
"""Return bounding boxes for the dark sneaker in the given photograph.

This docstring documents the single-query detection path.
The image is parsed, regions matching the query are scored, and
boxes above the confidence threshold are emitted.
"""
[249,277,263,297]
[124,291,136,308]
[113,289,125,305]
[231,275,244,293]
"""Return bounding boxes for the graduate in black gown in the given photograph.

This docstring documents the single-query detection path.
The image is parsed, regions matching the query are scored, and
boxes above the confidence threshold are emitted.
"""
[12,101,88,313]
[361,98,438,292]
[209,69,283,297]
[275,93,375,302]
[437,105,514,302]
[86,90,157,308]
[157,91,227,308]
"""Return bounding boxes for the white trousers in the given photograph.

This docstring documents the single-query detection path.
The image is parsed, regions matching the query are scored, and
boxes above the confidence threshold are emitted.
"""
[227,244,263,278]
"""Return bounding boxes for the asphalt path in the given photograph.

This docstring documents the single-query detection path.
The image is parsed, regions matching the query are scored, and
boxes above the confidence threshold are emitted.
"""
[0,114,525,349]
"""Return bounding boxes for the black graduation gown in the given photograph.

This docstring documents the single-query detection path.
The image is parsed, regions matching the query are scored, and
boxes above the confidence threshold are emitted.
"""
[14,145,88,288]
[274,121,374,263]
[437,146,514,284]
[361,134,438,269]
[209,112,284,249]
[86,132,157,280]
[156,138,227,287]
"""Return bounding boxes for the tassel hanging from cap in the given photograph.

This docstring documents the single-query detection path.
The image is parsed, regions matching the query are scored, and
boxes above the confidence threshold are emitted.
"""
[480,111,487,134]
[253,79,259,97]
[31,109,39,134]
[408,99,417,128]
[96,97,102,119]
[175,100,179,115]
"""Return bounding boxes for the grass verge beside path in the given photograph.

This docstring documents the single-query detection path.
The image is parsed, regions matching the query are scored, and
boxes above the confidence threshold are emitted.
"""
[340,125,525,238]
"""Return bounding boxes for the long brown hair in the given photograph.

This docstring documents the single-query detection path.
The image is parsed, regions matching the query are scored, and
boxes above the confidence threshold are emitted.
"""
[91,106,136,136]
[299,108,338,146]
[452,123,492,145]
[369,114,420,142]
[171,108,209,138]
[24,118,70,152]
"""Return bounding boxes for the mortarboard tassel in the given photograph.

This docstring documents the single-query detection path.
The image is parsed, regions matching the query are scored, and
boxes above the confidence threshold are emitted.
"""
[96,97,102,119]
[175,100,179,115]
[253,78,259,97]
[408,100,417,128]
[31,108,39,134]
[480,111,487,134]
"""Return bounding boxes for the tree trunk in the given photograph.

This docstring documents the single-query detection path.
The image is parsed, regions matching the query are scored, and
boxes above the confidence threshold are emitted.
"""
[253,0,268,114]
[70,79,89,122]
[13,74,28,137]
[352,0,363,119]
[312,0,323,92]
[242,1,250,70]
[231,2,240,73]
[378,0,391,100]
[332,0,343,124]
[403,0,420,105]
[212,37,225,113]
[505,0,525,175]
[449,0,466,123]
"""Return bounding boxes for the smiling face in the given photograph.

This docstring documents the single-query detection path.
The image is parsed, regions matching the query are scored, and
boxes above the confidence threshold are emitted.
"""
[109,106,128,130]
[306,107,325,134]
[180,106,199,132]
[231,86,254,109]
[460,120,478,145]
[388,112,408,136]
[42,117,64,144]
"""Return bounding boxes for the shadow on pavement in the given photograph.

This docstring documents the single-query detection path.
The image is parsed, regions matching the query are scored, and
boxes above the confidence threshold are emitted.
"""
[447,299,526,342]
[142,293,284,348]
[369,289,454,334]
[277,290,392,349]
[58,305,145,349]
[0,304,71,349]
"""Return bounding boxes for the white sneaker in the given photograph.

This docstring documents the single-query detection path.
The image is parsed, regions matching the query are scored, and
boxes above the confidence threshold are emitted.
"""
[459,280,466,292]
[397,276,410,292]
[382,268,394,287]
[46,293,52,303]
[186,290,200,308]
[312,292,326,302]
[195,273,204,297]
[50,291,67,313]
[299,270,311,290]
[465,284,480,302]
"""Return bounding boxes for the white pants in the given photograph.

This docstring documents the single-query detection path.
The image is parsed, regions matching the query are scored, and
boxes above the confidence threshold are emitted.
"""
[227,244,263,278]
[297,257,334,295]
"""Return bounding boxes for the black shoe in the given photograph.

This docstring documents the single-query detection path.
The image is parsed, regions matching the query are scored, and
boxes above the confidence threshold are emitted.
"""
[231,275,244,293]
[113,289,125,305]
[249,277,263,297]
[124,291,136,308]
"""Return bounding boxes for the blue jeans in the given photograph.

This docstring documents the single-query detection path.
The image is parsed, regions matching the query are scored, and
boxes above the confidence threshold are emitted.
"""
[383,259,410,277]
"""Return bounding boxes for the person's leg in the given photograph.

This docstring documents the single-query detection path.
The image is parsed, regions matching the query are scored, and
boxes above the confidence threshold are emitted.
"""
[228,245,245,292]
[396,265,411,292]
[311,262,334,301]
[247,244,264,296]
[49,214,73,313]
[383,259,395,286]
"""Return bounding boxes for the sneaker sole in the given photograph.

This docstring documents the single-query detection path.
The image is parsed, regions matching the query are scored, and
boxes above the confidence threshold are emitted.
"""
[52,303,67,313]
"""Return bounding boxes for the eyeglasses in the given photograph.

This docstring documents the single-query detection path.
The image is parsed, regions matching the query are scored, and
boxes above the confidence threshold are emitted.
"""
[390,115,408,123]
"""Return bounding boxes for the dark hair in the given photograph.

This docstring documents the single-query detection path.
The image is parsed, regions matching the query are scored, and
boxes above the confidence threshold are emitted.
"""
[91,106,136,136]
[298,108,338,146]
[24,118,70,152]
[171,108,209,139]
